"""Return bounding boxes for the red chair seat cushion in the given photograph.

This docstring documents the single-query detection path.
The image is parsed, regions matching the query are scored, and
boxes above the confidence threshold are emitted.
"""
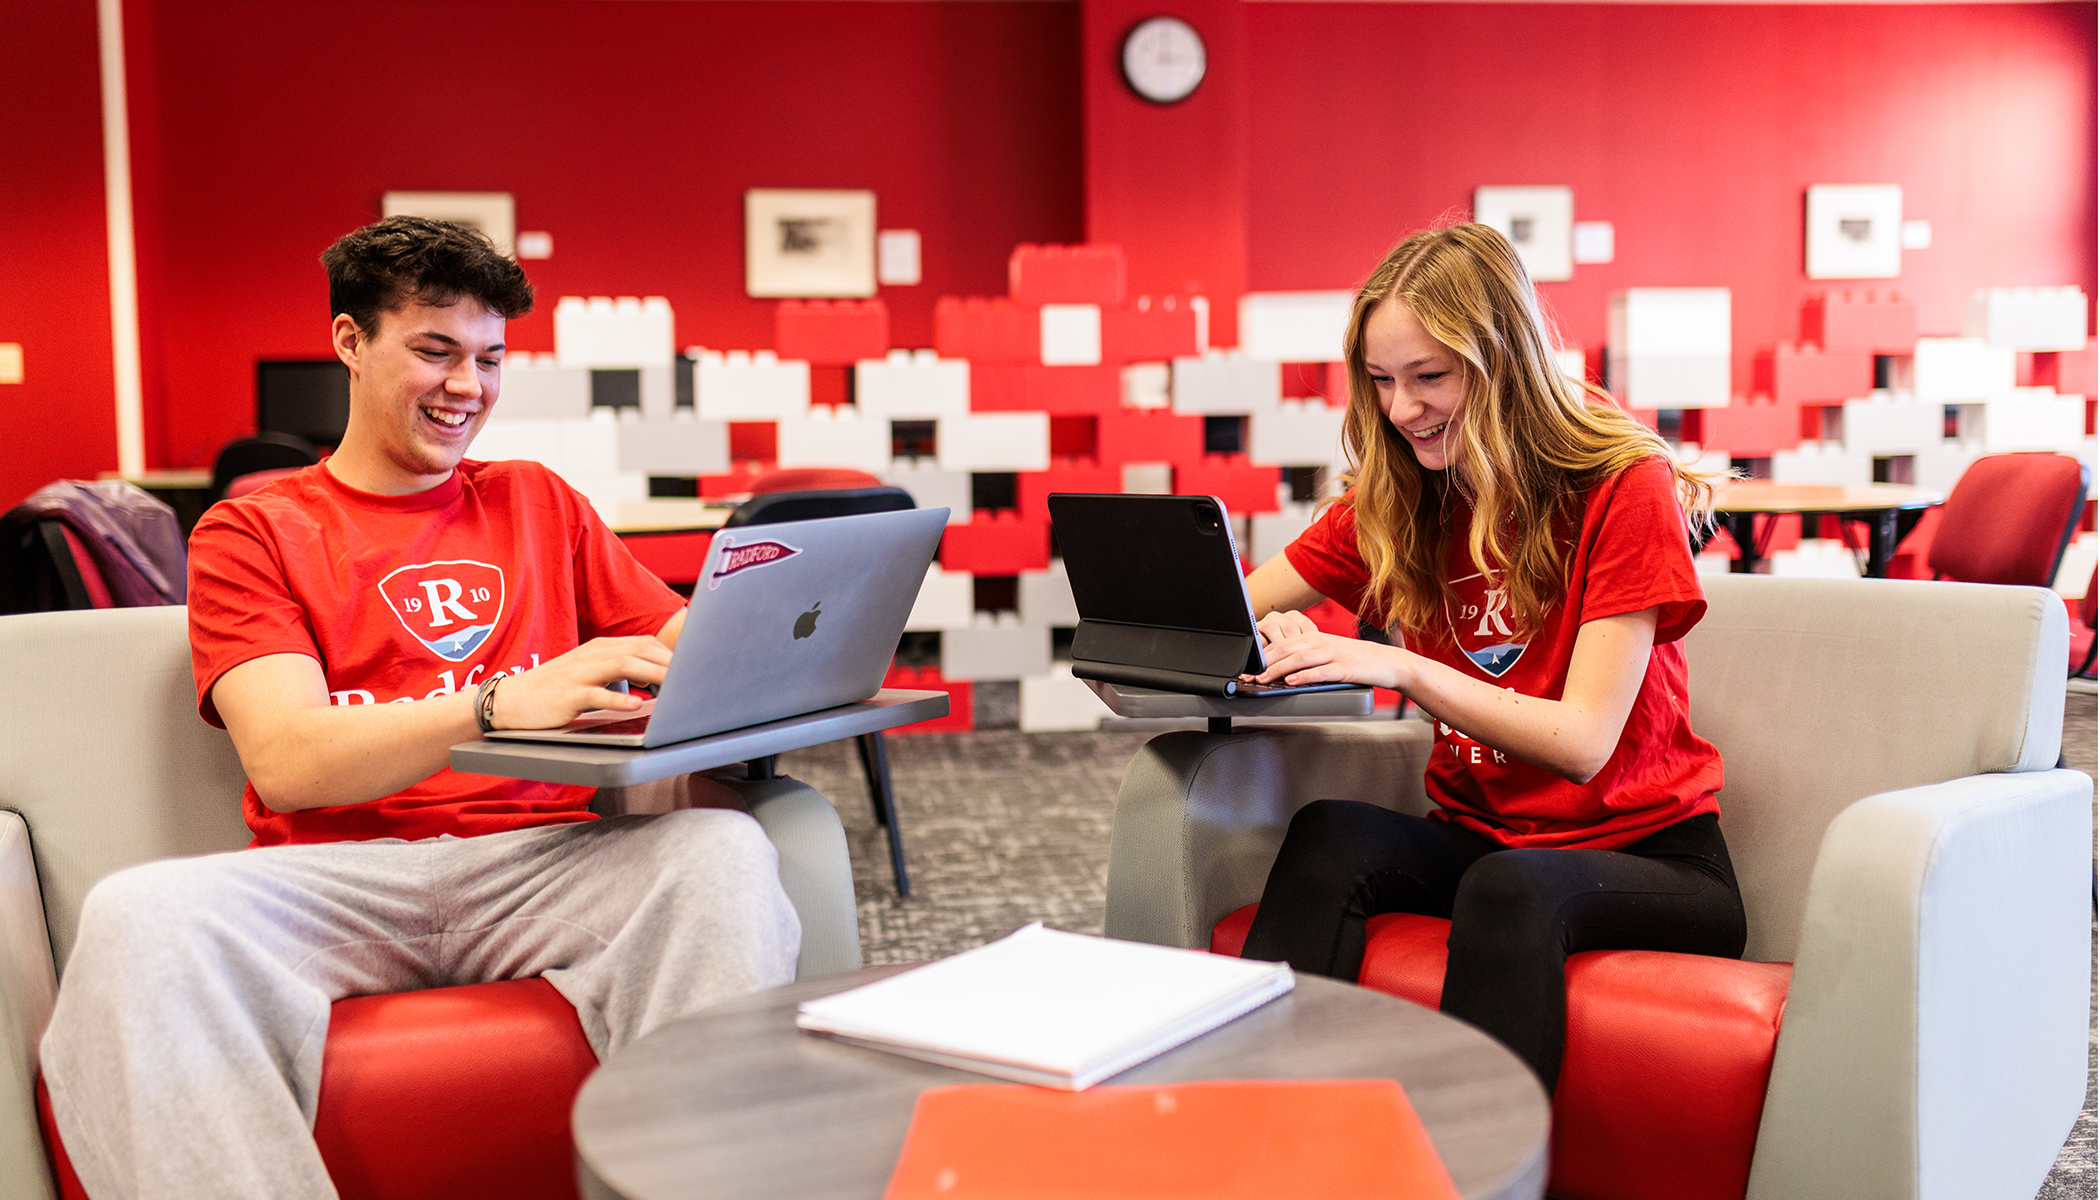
[1212,904,1792,1200]
[38,977,598,1200]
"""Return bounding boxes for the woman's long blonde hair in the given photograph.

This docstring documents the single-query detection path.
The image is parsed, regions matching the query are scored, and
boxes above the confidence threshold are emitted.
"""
[1341,223,1715,640]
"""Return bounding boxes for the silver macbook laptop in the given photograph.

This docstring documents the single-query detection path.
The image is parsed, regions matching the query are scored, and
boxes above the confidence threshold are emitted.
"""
[486,506,948,748]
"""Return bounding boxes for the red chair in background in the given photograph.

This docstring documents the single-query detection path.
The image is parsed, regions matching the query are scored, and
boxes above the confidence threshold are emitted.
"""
[2073,567,2096,679]
[1924,452,2088,587]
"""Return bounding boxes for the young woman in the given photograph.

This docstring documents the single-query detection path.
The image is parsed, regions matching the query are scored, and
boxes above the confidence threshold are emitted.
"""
[1238,223,1745,1092]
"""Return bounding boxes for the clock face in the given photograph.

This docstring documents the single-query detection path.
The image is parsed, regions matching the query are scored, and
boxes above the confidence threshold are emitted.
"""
[1121,17,1207,105]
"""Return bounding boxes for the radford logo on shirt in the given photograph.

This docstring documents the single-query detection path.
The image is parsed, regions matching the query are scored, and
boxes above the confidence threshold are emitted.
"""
[1449,569,1528,679]
[377,560,507,661]
[707,535,801,590]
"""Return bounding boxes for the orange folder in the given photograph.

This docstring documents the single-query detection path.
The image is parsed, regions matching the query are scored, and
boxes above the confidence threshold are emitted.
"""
[883,1078,1462,1199]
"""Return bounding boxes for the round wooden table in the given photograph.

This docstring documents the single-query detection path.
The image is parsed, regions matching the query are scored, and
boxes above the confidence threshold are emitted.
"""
[573,965,1550,1200]
[1710,481,1943,577]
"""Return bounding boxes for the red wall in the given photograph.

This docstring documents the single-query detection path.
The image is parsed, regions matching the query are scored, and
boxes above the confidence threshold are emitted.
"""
[134,0,1085,468]
[1245,2,2097,389]
[1,2,117,510]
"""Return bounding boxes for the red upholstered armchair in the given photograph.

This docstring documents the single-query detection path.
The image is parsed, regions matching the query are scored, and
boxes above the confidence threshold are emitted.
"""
[1103,574,2090,1200]
[1924,451,2089,588]
[0,606,863,1200]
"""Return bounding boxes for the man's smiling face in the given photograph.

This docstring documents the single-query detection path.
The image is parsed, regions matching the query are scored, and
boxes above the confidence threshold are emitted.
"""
[329,297,505,494]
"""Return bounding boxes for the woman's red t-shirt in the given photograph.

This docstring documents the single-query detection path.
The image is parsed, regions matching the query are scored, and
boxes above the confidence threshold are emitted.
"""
[188,460,685,847]
[1283,456,1722,850]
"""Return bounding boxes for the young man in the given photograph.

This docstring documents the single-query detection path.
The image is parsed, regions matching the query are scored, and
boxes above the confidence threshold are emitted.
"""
[39,217,800,1200]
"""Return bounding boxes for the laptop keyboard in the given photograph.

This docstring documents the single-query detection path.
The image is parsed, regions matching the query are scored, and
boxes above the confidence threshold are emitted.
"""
[582,715,653,736]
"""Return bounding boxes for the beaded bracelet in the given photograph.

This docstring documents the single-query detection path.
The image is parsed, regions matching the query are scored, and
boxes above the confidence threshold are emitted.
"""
[475,675,502,734]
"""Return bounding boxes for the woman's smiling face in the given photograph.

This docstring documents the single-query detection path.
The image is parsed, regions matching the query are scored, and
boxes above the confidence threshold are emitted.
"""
[1363,298,1467,471]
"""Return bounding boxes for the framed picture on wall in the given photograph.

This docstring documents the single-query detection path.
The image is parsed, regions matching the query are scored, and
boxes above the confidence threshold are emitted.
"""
[745,189,877,298]
[1805,185,1902,279]
[1473,186,1574,282]
[381,192,516,258]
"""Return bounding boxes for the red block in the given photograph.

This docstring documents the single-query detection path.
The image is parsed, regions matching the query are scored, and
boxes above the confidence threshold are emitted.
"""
[1101,298,1202,363]
[1009,243,1126,306]
[1802,292,1917,355]
[726,421,777,463]
[1754,343,1873,405]
[618,529,713,586]
[698,461,771,498]
[1017,458,1123,522]
[1096,409,1205,467]
[1049,416,1097,459]
[2031,337,2098,397]
[969,364,1122,414]
[881,665,974,734]
[933,297,1038,364]
[1175,455,1282,515]
[775,299,888,366]
[1683,402,1802,457]
[939,510,1051,575]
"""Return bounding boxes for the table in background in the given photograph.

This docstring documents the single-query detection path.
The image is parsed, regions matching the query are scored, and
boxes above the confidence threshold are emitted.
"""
[1709,481,1942,578]
[449,689,948,787]
[572,966,1549,1200]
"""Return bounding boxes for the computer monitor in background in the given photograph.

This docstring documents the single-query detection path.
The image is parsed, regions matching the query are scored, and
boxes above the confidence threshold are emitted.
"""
[256,360,350,448]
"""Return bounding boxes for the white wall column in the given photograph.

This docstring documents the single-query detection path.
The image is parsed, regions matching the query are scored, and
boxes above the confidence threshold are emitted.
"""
[97,0,144,477]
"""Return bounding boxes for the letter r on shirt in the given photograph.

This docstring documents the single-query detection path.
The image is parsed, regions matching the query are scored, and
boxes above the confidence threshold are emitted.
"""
[418,579,477,629]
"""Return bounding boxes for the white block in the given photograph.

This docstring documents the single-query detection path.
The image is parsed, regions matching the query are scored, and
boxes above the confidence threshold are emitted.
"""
[904,565,976,632]
[496,360,591,419]
[936,413,1050,473]
[1840,397,1943,456]
[855,350,969,419]
[1969,390,2089,452]
[1770,443,1871,485]
[1248,400,1346,467]
[1250,502,1319,565]
[1613,357,1731,408]
[880,461,971,525]
[1121,362,1170,409]
[695,350,811,420]
[1237,292,1353,363]
[1911,446,1985,493]
[776,407,892,474]
[941,619,1051,681]
[1963,287,2090,352]
[1553,347,1586,382]
[559,414,621,477]
[554,296,674,368]
[1905,338,2016,404]
[1121,462,1172,494]
[1172,352,1282,414]
[638,365,675,422]
[1018,664,1109,732]
[1610,288,1731,357]
[1039,304,1103,367]
[617,414,729,476]
[467,418,562,468]
[1017,560,1079,628]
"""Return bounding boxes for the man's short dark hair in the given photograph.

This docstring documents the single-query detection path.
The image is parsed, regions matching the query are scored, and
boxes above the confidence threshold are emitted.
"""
[322,216,535,336]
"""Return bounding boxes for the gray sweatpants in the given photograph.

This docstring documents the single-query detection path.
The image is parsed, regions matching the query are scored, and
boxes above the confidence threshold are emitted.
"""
[39,807,800,1200]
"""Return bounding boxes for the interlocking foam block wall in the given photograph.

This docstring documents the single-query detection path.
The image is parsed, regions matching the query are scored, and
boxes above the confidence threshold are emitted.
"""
[939,510,1052,575]
[775,300,889,366]
[1801,293,1918,355]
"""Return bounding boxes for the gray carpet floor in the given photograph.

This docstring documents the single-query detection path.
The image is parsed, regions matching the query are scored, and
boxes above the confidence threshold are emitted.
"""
[778,684,2100,1197]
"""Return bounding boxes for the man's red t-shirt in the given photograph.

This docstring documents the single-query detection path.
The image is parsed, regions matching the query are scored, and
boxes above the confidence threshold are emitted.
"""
[189,460,685,846]
[1283,456,1722,850]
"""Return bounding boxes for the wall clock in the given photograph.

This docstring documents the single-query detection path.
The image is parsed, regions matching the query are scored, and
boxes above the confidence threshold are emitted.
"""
[1121,17,1206,105]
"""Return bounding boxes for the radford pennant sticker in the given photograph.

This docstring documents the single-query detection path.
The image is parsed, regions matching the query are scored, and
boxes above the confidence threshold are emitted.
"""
[378,560,507,662]
[707,535,801,590]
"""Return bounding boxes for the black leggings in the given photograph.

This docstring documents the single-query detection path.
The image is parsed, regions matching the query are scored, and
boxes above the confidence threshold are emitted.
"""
[1240,802,1746,1091]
